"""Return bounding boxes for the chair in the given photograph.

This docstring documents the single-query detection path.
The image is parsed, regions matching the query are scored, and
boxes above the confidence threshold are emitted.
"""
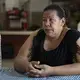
[0,35,1,70]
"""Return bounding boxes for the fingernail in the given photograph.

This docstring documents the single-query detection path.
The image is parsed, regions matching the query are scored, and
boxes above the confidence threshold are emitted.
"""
[34,64,36,67]
[38,61,40,64]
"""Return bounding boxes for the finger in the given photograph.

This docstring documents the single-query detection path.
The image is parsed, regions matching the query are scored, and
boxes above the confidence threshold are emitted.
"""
[39,65,45,69]
[34,64,41,70]
[29,61,41,71]
[30,69,45,77]
[28,71,40,77]
[37,61,40,64]
[28,73,40,77]
[27,73,35,77]
[34,74,40,77]
[29,63,36,70]
[32,61,40,65]
[31,61,40,69]
[30,69,41,75]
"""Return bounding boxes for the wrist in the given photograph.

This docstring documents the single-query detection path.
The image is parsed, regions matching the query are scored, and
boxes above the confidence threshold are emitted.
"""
[49,66,56,75]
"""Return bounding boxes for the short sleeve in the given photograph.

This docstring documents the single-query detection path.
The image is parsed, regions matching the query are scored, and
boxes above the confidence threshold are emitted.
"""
[65,29,80,62]
[66,29,80,46]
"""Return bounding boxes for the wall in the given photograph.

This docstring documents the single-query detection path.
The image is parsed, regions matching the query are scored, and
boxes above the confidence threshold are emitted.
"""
[0,0,6,30]
[29,0,50,27]
[30,0,49,12]
[5,0,20,11]
[19,0,28,8]
[5,0,29,11]
[4,0,50,27]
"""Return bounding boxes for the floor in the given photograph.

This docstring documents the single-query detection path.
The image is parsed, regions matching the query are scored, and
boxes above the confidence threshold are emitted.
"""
[2,59,14,68]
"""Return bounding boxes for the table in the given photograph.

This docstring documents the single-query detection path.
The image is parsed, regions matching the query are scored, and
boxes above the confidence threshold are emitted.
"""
[0,67,80,80]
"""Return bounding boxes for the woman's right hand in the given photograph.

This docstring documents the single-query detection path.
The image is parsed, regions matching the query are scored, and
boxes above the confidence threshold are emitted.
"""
[28,61,40,70]
[28,61,40,77]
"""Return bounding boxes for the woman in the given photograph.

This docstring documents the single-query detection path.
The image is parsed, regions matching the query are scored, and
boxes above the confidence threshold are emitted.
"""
[14,4,80,77]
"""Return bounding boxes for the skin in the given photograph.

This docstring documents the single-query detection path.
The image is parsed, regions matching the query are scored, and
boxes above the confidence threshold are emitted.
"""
[42,10,65,39]
[14,10,80,77]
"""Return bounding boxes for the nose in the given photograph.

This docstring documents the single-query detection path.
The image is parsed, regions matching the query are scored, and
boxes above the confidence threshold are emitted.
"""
[45,19,50,26]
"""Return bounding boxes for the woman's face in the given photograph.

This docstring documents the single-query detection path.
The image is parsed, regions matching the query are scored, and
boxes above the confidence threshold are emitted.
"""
[42,10,65,38]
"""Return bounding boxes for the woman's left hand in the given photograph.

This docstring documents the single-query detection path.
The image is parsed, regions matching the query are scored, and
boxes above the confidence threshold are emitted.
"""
[29,64,53,77]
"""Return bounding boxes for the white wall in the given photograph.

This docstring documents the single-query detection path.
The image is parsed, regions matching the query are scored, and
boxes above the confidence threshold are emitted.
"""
[30,0,49,12]
[5,0,20,11]
[5,0,50,11]
[5,0,29,11]
[28,0,50,26]
[19,0,29,9]
[0,0,5,12]
[5,0,50,26]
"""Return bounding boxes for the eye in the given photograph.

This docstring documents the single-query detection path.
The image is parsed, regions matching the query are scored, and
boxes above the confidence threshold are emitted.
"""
[50,18,56,23]
[43,18,47,22]
[50,18,54,21]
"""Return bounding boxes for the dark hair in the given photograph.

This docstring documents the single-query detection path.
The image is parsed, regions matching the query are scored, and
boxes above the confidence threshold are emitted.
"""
[43,4,65,19]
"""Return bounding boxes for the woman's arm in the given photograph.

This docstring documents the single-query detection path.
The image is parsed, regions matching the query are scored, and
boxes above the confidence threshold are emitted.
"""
[51,63,80,75]
[29,38,80,76]
[14,30,38,73]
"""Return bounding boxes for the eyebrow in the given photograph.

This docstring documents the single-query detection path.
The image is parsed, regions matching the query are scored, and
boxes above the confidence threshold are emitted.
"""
[42,16,55,19]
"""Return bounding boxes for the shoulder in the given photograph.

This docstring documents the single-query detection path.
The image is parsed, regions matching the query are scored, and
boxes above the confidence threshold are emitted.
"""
[68,29,80,36]
[66,29,80,42]
[31,29,45,49]
[22,29,41,46]
[28,28,42,39]
[70,29,80,46]
[64,29,80,48]
[28,29,45,44]
[33,28,45,39]
[30,28,44,36]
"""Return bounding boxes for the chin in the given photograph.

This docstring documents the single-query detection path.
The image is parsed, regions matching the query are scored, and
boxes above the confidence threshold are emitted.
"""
[47,33,56,38]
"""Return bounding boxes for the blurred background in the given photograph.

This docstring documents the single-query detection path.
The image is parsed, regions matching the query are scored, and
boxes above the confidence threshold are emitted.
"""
[0,0,79,31]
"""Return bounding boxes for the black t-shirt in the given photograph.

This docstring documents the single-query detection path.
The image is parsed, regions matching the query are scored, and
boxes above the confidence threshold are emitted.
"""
[31,29,80,66]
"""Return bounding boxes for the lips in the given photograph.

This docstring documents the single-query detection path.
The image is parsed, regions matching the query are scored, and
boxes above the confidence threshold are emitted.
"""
[45,28,52,30]
[45,28,54,32]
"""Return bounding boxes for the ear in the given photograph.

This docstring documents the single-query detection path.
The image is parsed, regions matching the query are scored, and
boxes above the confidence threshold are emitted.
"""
[61,17,66,26]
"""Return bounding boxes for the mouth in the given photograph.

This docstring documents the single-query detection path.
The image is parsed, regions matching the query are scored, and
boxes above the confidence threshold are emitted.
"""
[44,28,54,32]
[45,28,52,30]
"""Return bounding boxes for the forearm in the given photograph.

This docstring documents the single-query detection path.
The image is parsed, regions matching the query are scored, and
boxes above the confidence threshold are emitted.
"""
[51,63,80,75]
[14,56,29,73]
